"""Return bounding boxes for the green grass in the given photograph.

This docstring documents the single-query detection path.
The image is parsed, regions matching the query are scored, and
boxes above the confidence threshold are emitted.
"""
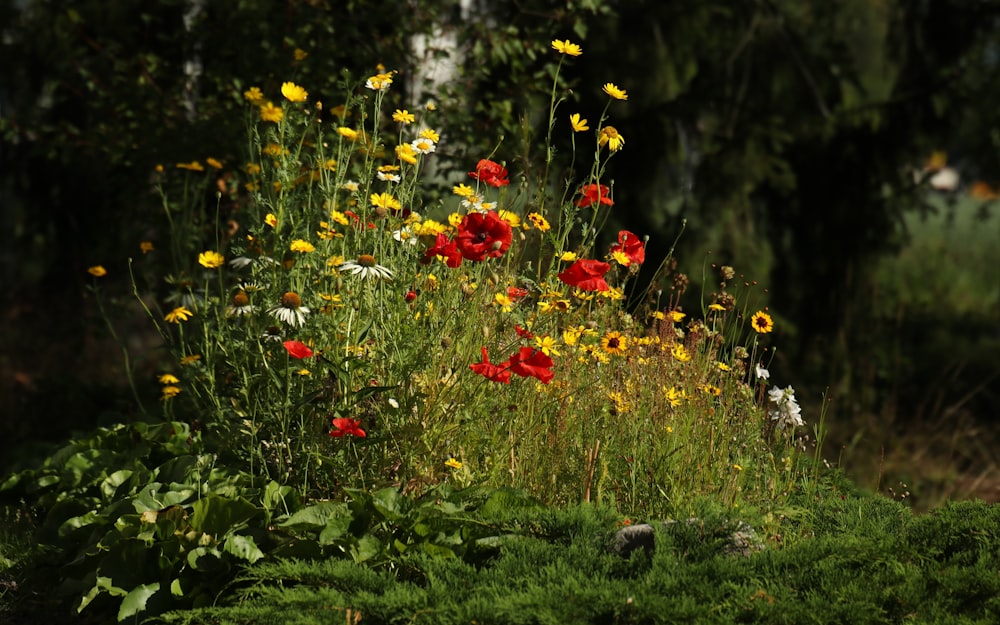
[149,476,1000,625]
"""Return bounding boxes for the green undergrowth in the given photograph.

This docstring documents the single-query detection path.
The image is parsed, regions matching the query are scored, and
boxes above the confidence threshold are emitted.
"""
[150,477,999,625]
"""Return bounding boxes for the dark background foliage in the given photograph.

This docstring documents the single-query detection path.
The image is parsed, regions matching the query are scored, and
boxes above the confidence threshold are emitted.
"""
[2,0,998,501]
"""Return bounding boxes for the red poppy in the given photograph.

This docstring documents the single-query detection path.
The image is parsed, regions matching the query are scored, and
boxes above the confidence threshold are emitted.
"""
[469,346,511,384]
[576,184,614,208]
[469,159,510,187]
[514,324,534,339]
[507,347,555,384]
[330,417,366,438]
[404,290,418,303]
[422,232,463,268]
[507,286,529,300]
[282,340,314,359]
[455,211,513,261]
[609,230,645,265]
[557,258,611,292]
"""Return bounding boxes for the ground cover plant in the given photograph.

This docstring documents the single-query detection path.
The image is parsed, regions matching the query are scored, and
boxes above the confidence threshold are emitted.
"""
[3,39,970,624]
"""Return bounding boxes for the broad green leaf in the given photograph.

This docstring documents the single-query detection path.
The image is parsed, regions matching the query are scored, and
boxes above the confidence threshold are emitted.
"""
[223,534,264,563]
[372,487,407,521]
[117,582,160,622]
[186,546,223,571]
[59,510,103,537]
[351,534,382,563]
[100,470,134,500]
[190,495,259,537]
[170,578,184,598]
[278,502,351,531]
[318,513,353,545]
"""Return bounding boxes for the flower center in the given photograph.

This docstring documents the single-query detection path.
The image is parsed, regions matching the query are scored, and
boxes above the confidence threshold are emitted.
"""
[281,291,302,308]
[607,338,620,349]
[358,254,377,267]
[232,291,249,307]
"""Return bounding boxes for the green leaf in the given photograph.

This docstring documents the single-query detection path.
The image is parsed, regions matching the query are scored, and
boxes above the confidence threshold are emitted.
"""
[117,582,160,622]
[279,502,351,532]
[190,496,260,537]
[100,470,134,500]
[186,546,223,571]
[372,487,407,521]
[351,534,382,563]
[170,578,184,598]
[223,534,264,563]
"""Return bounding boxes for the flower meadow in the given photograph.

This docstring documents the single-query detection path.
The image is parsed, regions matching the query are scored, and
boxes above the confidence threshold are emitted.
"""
[5,41,824,622]
[106,44,813,512]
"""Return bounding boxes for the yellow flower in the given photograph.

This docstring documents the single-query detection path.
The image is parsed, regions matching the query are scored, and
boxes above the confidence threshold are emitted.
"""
[601,331,627,356]
[245,162,262,175]
[533,335,561,356]
[448,212,463,228]
[337,127,359,141]
[180,354,201,366]
[494,292,514,312]
[418,128,440,143]
[392,109,416,124]
[140,241,155,254]
[294,48,308,61]
[264,213,278,228]
[670,310,686,323]
[396,143,418,165]
[751,310,774,334]
[717,362,731,372]
[158,373,180,385]
[198,250,225,269]
[160,386,182,401]
[708,303,727,312]
[259,101,284,123]
[365,71,394,91]
[551,39,583,56]
[329,211,350,226]
[281,81,308,102]
[598,126,625,152]
[87,265,107,277]
[498,210,521,228]
[445,458,463,469]
[671,343,691,362]
[539,299,571,314]
[370,192,402,211]
[165,306,194,324]
[701,384,722,396]
[205,157,223,170]
[452,183,475,198]
[176,161,204,171]
[295,368,312,377]
[569,113,590,132]
[664,386,687,407]
[290,239,315,253]
[559,251,578,262]
[602,82,628,100]
[243,87,264,104]
[611,250,631,266]
[527,212,551,232]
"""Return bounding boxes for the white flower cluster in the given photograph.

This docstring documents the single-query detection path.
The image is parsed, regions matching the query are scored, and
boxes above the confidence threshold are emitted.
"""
[767,385,804,430]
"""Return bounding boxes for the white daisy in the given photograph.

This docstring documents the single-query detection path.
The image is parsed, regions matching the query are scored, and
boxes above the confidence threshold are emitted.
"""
[268,291,310,327]
[410,137,436,155]
[337,255,394,281]
[225,290,255,317]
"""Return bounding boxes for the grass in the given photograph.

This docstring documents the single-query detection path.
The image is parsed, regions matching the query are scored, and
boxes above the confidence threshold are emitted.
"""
[152,475,1000,625]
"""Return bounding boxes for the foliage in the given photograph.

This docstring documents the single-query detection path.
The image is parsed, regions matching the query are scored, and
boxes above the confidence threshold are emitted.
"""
[0,28,828,622]
[155,482,1000,625]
